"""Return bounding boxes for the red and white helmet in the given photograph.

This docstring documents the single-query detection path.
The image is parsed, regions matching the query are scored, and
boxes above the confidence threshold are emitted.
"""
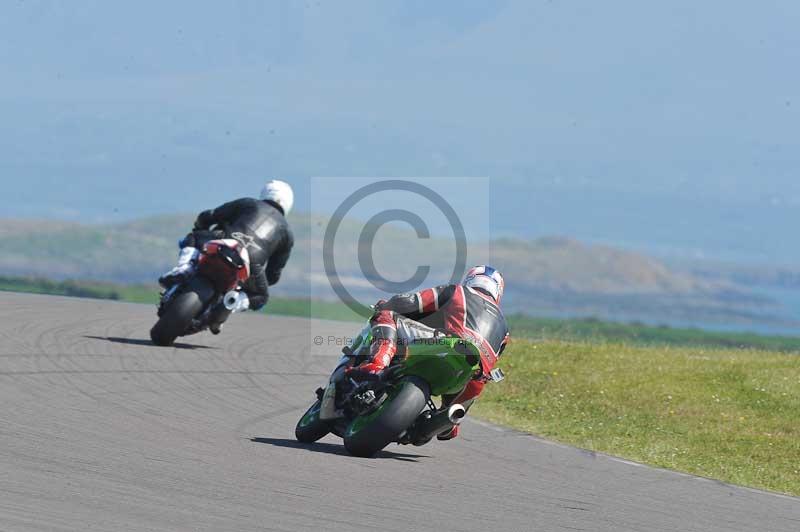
[462,265,505,304]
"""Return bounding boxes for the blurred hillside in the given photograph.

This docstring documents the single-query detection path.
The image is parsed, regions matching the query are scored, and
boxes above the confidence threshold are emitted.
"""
[0,214,790,328]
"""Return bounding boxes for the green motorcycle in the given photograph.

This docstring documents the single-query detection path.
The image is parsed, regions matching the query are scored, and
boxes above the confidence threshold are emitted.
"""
[295,321,505,457]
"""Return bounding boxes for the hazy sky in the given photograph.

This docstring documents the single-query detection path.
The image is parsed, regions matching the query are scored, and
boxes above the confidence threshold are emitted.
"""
[1,1,798,263]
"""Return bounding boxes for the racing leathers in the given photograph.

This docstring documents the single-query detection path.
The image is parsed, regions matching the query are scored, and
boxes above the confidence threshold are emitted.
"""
[351,284,509,440]
[190,198,293,309]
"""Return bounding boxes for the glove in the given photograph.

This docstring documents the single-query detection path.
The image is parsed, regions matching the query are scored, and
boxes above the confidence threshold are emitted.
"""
[223,290,250,313]
[346,362,385,382]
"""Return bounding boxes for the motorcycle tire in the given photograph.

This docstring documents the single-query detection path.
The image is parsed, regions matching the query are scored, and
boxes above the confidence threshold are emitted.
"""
[343,376,430,457]
[150,290,204,346]
[295,399,333,443]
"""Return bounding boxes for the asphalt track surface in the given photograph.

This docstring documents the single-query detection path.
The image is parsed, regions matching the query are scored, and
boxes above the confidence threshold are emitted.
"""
[2,293,799,531]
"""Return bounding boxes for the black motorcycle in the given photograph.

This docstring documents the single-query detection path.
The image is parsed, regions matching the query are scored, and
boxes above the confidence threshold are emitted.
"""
[150,239,250,346]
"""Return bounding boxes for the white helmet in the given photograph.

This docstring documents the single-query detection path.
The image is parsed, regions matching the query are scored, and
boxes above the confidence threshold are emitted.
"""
[259,179,294,215]
[462,265,505,304]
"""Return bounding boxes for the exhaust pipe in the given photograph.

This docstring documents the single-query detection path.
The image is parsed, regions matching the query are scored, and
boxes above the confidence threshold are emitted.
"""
[410,404,466,445]
[447,404,466,424]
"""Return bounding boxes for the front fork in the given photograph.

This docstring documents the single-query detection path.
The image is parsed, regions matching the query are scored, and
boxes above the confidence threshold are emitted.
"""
[156,285,180,317]
[327,322,372,384]
[319,353,359,421]
[318,323,374,421]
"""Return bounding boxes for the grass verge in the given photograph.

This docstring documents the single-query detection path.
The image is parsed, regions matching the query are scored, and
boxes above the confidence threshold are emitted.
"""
[473,338,800,496]
[508,314,800,352]
[0,275,156,303]
[3,276,800,351]
[0,276,364,321]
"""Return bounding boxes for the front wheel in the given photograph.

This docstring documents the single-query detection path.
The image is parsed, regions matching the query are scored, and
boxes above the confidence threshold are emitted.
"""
[150,290,204,346]
[343,377,430,457]
[295,400,332,443]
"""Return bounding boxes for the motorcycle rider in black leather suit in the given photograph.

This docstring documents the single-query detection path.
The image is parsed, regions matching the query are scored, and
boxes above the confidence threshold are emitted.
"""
[158,180,294,334]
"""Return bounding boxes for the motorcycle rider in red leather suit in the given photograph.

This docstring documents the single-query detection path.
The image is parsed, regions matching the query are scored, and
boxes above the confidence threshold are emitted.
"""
[348,266,509,440]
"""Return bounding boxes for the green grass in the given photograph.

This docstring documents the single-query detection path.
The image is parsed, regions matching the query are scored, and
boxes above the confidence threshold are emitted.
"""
[0,276,364,321]
[268,298,365,321]
[3,276,800,351]
[0,276,163,304]
[263,301,800,353]
[473,338,800,496]
[507,314,800,352]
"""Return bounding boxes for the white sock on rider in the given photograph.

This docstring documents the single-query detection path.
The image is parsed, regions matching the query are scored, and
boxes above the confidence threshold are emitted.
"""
[176,247,199,270]
[164,247,200,277]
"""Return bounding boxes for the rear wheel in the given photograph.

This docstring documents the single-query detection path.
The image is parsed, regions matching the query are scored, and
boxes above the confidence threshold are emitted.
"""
[343,377,430,457]
[295,400,332,443]
[150,290,204,346]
